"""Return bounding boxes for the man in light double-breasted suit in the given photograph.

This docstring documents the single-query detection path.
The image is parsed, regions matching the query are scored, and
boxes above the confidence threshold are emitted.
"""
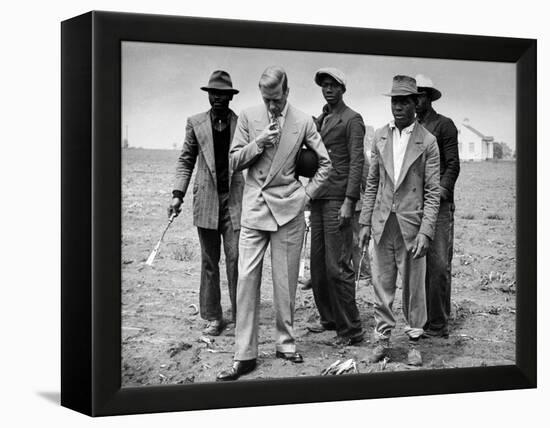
[169,70,244,336]
[359,75,440,366]
[217,66,331,381]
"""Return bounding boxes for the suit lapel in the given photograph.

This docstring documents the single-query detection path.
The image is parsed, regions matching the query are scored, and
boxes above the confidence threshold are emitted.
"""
[320,113,342,139]
[228,111,237,188]
[378,126,395,186]
[395,122,425,190]
[195,112,217,185]
[264,106,299,187]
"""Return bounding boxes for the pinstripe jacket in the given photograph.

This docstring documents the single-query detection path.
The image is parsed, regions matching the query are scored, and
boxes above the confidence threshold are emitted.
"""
[173,109,244,230]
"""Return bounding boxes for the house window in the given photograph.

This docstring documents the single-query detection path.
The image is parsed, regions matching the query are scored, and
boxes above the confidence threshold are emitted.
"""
[469,142,475,153]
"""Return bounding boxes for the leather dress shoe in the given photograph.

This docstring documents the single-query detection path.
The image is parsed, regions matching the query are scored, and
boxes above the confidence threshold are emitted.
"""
[216,359,257,381]
[275,351,304,363]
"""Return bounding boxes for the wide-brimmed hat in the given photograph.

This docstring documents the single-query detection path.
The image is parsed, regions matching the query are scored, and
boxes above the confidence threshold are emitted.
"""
[415,74,442,101]
[314,67,347,89]
[384,75,420,97]
[200,70,239,94]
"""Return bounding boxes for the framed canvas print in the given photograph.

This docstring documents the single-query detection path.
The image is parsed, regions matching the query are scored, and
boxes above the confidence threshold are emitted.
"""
[61,11,536,416]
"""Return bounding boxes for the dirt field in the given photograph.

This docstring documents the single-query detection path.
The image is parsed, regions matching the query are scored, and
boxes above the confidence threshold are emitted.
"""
[121,149,516,386]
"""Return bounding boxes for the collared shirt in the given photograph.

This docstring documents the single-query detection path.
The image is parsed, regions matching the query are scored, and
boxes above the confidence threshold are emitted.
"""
[389,120,415,184]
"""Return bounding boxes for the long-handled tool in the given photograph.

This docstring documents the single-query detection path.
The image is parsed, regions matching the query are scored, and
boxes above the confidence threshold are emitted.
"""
[145,213,177,266]
[298,225,310,279]
[355,246,367,287]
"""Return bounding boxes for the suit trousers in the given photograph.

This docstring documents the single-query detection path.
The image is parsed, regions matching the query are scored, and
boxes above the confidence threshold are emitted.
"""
[372,213,427,341]
[196,193,239,322]
[425,200,455,331]
[234,212,305,361]
[310,200,363,338]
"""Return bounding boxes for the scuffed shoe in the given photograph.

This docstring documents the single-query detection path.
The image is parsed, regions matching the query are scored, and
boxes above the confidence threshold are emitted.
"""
[203,319,224,336]
[407,348,423,366]
[423,327,449,338]
[332,332,364,347]
[306,322,336,333]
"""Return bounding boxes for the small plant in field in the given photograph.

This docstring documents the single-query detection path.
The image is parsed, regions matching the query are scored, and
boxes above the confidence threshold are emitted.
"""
[486,213,505,220]
[461,213,475,220]
[171,241,196,261]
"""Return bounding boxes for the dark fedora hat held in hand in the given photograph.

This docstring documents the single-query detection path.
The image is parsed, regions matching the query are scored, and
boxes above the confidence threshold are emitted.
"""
[201,70,239,94]
[384,75,420,97]
[295,143,319,178]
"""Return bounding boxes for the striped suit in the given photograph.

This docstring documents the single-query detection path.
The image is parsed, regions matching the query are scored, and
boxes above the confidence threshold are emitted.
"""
[173,109,244,322]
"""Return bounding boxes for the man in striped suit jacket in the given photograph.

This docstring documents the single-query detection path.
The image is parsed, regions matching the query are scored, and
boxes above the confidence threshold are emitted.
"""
[169,70,244,336]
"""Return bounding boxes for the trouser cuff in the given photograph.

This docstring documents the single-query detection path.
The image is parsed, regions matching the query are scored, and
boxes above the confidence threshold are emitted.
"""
[404,326,424,339]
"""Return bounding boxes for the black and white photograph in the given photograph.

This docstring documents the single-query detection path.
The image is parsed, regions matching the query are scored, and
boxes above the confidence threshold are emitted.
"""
[5,1,546,426]
[121,42,517,385]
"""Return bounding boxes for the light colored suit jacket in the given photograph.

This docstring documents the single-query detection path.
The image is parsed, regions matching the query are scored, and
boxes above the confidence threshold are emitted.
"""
[359,121,440,250]
[173,110,244,230]
[230,104,332,231]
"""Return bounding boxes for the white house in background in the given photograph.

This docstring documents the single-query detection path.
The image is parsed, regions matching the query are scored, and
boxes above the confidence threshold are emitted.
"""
[458,119,494,161]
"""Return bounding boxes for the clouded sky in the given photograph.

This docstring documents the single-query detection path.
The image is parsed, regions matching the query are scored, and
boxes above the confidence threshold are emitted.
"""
[122,42,516,149]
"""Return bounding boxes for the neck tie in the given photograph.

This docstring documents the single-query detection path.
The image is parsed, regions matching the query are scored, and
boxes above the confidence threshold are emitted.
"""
[271,113,281,146]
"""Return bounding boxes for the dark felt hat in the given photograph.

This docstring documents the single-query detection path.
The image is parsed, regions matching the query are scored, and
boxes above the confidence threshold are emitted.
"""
[295,144,319,178]
[200,70,239,94]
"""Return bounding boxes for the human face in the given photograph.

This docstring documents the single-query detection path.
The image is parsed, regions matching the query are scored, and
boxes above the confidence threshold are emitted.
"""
[320,76,344,106]
[208,90,233,114]
[391,95,417,129]
[415,92,431,115]
[260,82,289,117]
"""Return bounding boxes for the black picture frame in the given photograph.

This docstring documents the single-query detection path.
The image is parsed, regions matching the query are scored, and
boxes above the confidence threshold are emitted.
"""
[61,10,536,417]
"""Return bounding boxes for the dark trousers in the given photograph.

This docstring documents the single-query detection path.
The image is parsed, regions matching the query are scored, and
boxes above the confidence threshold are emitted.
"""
[310,199,362,338]
[425,200,455,331]
[196,193,239,322]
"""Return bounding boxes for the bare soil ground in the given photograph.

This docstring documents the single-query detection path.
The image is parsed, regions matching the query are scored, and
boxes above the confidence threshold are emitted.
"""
[122,149,516,386]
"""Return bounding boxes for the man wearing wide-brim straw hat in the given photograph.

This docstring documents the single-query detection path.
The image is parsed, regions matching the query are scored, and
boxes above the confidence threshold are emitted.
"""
[169,70,244,336]
[415,74,460,339]
[358,75,440,366]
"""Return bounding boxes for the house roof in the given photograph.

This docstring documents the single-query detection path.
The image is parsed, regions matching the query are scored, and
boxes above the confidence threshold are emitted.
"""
[462,122,494,141]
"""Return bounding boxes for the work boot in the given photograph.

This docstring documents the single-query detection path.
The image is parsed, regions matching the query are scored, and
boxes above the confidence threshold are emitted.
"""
[368,340,390,363]
[203,319,224,336]
[423,326,449,338]
[332,331,364,347]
